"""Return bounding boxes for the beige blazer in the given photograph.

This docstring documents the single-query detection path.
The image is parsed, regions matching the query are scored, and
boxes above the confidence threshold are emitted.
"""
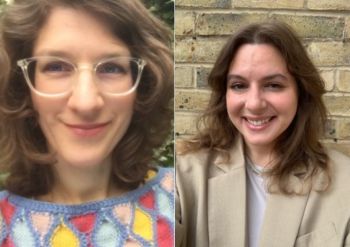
[176,139,350,247]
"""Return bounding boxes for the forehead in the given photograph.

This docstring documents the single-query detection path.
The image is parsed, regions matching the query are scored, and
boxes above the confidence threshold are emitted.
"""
[32,7,130,58]
[228,44,289,75]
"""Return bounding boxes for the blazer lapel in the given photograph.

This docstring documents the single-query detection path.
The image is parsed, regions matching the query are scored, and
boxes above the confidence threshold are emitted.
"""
[207,139,247,247]
[259,189,309,247]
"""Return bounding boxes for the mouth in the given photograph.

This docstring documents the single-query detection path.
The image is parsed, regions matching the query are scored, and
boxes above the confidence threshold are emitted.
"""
[65,122,110,137]
[243,116,275,129]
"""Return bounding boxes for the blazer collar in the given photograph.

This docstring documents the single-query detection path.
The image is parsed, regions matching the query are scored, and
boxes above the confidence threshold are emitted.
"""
[259,191,309,247]
[212,137,245,173]
[207,136,310,247]
[208,137,247,246]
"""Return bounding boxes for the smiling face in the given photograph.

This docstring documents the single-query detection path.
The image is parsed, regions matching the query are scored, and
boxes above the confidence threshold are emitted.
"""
[226,44,298,154]
[31,7,135,168]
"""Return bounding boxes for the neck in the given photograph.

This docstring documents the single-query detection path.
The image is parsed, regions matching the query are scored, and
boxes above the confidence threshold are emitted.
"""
[244,143,277,168]
[39,158,126,204]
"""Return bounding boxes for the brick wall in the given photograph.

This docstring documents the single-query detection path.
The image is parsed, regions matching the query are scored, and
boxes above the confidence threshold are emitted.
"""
[175,0,350,156]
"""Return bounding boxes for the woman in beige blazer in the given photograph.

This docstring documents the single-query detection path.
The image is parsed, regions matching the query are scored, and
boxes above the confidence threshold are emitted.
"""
[176,22,350,247]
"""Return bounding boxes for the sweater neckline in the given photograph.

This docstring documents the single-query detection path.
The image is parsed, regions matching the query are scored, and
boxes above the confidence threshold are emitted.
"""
[1,167,169,214]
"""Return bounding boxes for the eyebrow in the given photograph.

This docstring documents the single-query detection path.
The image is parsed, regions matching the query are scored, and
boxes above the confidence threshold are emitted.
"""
[34,50,130,59]
[34,50,72,58]
[227,73,289,82]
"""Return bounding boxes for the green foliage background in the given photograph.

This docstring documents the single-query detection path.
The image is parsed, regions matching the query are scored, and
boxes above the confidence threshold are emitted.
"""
[142,0,174,167]
[143,0,174,28]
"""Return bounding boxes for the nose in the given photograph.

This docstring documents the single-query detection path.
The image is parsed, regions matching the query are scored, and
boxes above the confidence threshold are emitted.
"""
[245,85,267,113]
[66,69,104,119]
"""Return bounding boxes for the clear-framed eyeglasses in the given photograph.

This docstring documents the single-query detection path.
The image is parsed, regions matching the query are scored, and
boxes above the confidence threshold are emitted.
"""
[17,56,147,97]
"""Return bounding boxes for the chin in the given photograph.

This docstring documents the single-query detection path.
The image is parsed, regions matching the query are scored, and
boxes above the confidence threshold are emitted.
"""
[56,143,111,163]
[58,152,109,168]
[245,138,275,147]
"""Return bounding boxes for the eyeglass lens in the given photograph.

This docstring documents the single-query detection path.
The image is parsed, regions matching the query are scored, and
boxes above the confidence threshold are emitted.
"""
[26,57,140,95]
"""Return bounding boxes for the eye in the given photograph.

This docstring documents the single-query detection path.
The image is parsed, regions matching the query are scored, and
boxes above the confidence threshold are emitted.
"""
[40,61,73,73]
[228,82,248,91]
[265,82,284,90]
[97,62,127,74]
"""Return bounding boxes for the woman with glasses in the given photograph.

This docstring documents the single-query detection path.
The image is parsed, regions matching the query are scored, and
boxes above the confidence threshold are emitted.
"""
[176,22,350,247]
[0,0,173,246]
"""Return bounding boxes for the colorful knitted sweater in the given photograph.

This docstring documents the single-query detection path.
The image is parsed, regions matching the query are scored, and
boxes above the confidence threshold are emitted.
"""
[0,167,174,247]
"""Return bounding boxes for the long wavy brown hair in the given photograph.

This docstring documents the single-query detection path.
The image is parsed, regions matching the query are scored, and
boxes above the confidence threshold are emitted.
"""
[179,22,330,195]
[0,0,173,197]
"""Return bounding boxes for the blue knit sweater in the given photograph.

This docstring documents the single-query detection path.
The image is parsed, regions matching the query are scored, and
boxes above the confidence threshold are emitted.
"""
[0,167,174,247]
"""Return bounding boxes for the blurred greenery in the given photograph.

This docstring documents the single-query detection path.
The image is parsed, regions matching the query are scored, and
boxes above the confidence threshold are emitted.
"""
[143,0,174,167]
[153,125,174,167]
[0,0,6,10]
[143,0,174,28]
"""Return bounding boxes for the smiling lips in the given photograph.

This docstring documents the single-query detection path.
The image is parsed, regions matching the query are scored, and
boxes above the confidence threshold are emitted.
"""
[65,122,109,137]
[244,117,275,130]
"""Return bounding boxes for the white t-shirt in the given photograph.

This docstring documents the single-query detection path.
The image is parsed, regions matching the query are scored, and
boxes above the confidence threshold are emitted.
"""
[246,158,268,247]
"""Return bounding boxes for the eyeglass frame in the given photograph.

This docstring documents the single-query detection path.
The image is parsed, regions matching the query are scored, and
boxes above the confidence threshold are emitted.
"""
[17,56,147,98]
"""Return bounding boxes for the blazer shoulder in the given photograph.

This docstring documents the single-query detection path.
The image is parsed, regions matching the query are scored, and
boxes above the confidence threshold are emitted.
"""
[177,148,211,167]
[328,149,350,164]
[176,148,213,179]
[328,149,350,172]
[327,149,350,188]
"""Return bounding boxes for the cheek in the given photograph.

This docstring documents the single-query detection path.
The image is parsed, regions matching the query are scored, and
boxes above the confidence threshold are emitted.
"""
[226,92,243,116]
[225,93,244,130]
[31,94,65,121]
[30,96,64,148]
[276,93,298,118]
[108,94,136,117]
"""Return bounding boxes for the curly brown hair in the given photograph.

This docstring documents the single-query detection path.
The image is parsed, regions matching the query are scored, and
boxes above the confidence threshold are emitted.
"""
[179,22,330,195]
[0,0,173,197]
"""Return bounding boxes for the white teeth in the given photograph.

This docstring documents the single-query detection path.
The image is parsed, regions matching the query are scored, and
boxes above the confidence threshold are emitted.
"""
[247,118,271,126]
